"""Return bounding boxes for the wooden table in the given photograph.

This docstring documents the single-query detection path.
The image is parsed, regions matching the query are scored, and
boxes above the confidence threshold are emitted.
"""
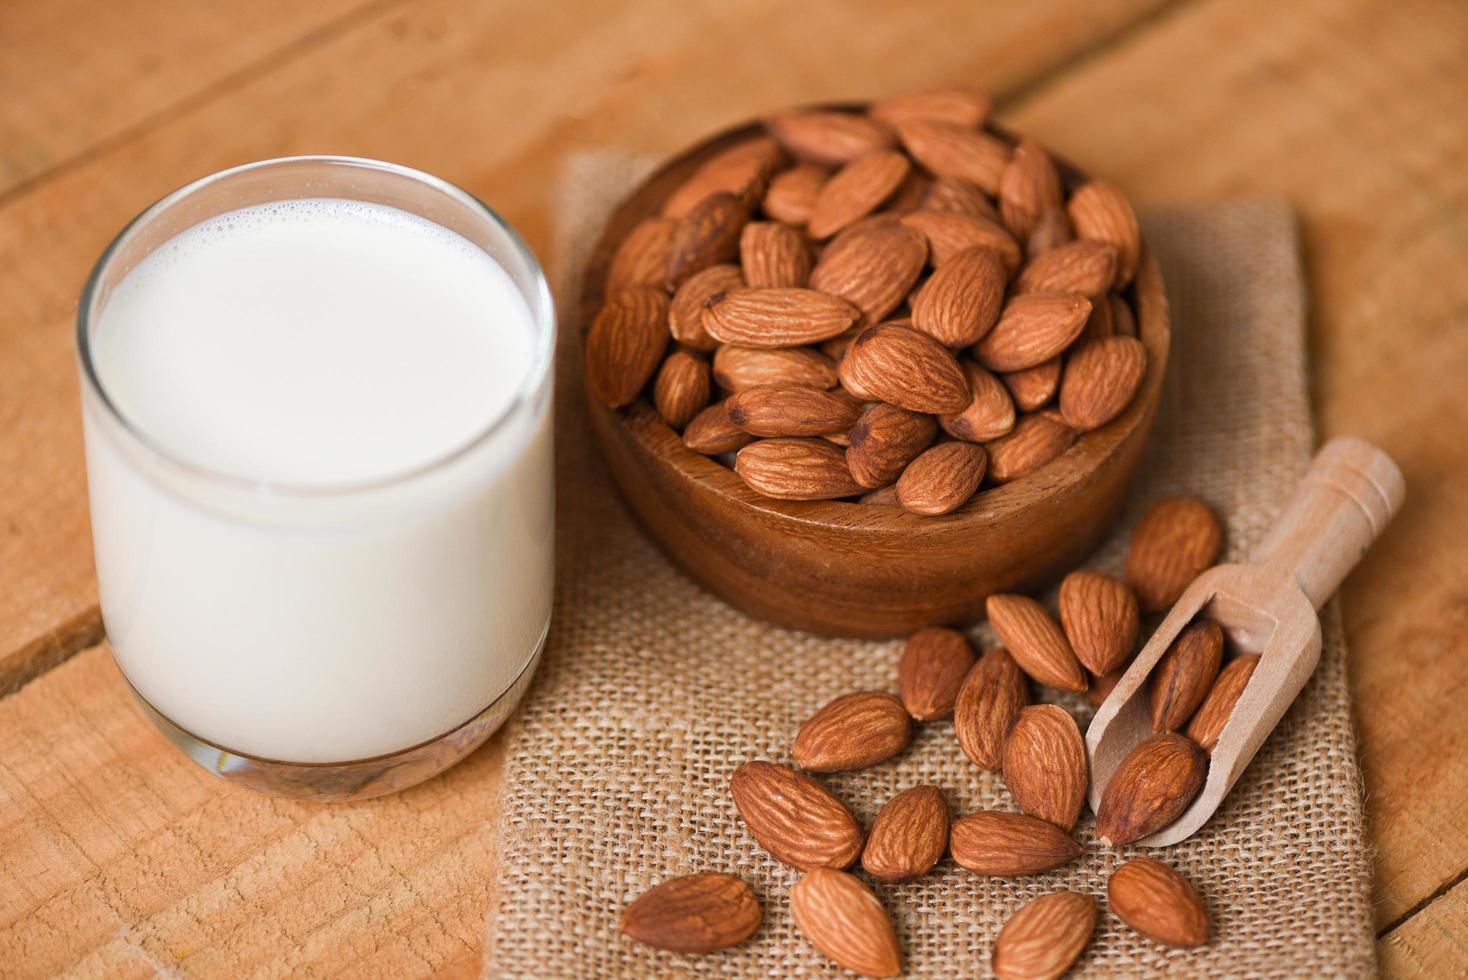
[2,0,1464,974]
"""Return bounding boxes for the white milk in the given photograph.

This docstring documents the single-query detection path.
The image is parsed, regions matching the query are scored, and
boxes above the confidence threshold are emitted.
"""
[81,199,554,763]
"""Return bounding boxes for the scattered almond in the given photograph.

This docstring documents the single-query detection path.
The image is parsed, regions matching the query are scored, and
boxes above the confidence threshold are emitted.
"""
[666,191,751,288]
[986,594,1087,693]
[703,287,860,347]
[998,138,1064,242]
[1059,336,1147,431]
[954,647,1030,771]
[950,810,1082,876]
[1186,654,1260,753]
[974,292,1092,373]
[861,785,950,882]
[1026,207,1073,257]
[1108,857,1211,948]
[899,208,1021,272]
[668,264,743,351]
[729,761,864,870]
[1058,570,1140,676]
[586,287,671,408]
[896,119,1012,193]
[985,413,1076,482]
[767,110,896,167]
[808,150,911,239]
[1085,665,1128,708]
[662,135,783,220]
[726,383,862,438]
[898,627,977,720]
[870,87,990,129]
[793,691,913,772]
[1067,179,1142,285]
[739,221,811,288]
[762,163,829,226]
[896,441,987,516]
[1150,620,1225,732]
[683,402,755,455]
[939,360,1017,442]
[921,175,1000,221]
[840,322,971,414]
[1125,496,1224,612]
[992,891,1097,980]
[1015,239,1118,298]
[1110,293,1138,338]
[790,868,901,978]
[847,403,938,489]
[608,216,677,293]
[1001,704,1089,831]
[734,438,864,500]
[713,344,838,392]
[621,872,762,954]
[1000,359,1062,412]
[910,246,1007,347]
[809,220,928,326]
[652,349,711,429]
[1094,732,1208,847]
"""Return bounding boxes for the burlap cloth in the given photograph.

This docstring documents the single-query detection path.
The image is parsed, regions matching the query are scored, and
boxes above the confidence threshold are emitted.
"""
[485,154,1376,977]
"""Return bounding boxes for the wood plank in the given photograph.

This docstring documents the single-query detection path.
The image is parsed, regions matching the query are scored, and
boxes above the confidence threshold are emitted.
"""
[1378,879,1468,978]
[0,0,1169,690]
[0,0,381,198]
[1005,0,1468,931]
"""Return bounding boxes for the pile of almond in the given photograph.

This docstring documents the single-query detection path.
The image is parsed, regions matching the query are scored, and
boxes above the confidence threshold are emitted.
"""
[587,86,1147,516]
[621,494,1249,976]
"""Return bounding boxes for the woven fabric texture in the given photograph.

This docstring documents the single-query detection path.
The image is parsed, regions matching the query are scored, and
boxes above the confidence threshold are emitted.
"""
[486,153,1376,977]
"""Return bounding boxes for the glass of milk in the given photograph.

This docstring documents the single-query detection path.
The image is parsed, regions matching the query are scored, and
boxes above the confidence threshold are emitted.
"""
[76,157,555,800]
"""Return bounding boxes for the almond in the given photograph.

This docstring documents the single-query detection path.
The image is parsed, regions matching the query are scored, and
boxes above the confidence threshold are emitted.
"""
[1085,665,1128,708]
[910,246,1007,347]
[974,293,1091,373]
[662,135,783,220]
[793,691,912,772]
[1026,207,1073,258]
[809,220,928,326]
[668,264,743,351]
[1108,857,1211,948]
[652,349,710,429]
[766,110,895,167]
[1015,240,1118,298]
[861,785,950,882]
[1186,654,1260,753]
[713,344,838,392]
[1150,619,1225,732]
[900,209,1021,272]
[683,402,755,455]
[840,322,971,414]
[734,438,864,500]
[666,191,751,288]
[896,442,987,516]
[939,360,1016,442]
[1094,732,1208,846]
[607,216,677,293]
[985,413,1075,482]
[898,627,977,720]
[950,810,1082,877]
[985,594,1086,693]
[726,383,862,438]
[790,869,901,978]
[883,170,931,214]
[762,163,829,225]
[807,150,911,239]
[1078,290,1114,342]
[860,483,901,506]
[1001,704,1089,830]
[1125,496,1224,612]
[1110,293,1138,338]
[1059,336,1147,431]
[586,288,671,408]
[954,648,1030,771]
[1058,570,1139,676]
[703,287,860,347]
[739,221,811,288]
[920,175,1000,221]
[729,761,864,870]
[896,119,1012,194]
[992,891,1097,980]
[999,358,1062,412]
[998,138,1064,242]
[846,403,938,489]
[870,87,990,129]
[1067,179,1142,285]
[620,872,762,954]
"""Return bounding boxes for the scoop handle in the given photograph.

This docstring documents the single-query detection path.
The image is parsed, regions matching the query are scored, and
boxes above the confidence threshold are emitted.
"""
[1251,437,1404,610]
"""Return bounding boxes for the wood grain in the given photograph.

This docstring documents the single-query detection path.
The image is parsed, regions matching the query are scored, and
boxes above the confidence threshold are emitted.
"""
[1378,878,1468,978]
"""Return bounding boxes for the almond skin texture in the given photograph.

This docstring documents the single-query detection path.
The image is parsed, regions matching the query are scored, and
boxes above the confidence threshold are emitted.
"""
[809,220,928,326]
[734,438,863,500]
[1109,857,1211,948]
[790,869,901,978]
[620,873,762,954]
[739,221,811,288]
[729,761,864,870]
[726,383,862,438]
[1000,358,1062,412]
[998,138,1064,242]
[662,135,783,220]
[665,191,750,288]
[898,627,977,720]
[1058,571,1140,675]
[607,216,677,293]
[1095,733,1208,847]
[668,263,743,351]
[1186,654,1260,753]
[1001,704,1089,831]
[1085,665,1128,708]
[861,785,950,882]
[975,292,1092,373]
[896,441,986,516]
[841,322,971,414]
[921,175,1000,221]
[1027,208,1073,258]
[652,349,710,429]
[900,209,1021,272]
[808,150,911,239]
[1125,496,1225,612]
[766,110,895,167]
[870,87,990,129]
[1150,620,1226,732]
[713,344,838,392]
[940,360,1016,443]
[992,891,1097,980]
[950,810,1082,876]
[985,413,1076,482]
[763,163,829,225]
[586,288,671,408]
[1015,239,1118,298]
[1068,179,1142,285]
[1060,336,1148,431]
[859,484,901,506]
[703,287,860,347]
[683,403,754,455]
[896,119,1012,193]
[986,594,1087,693]
[846,403,938,489]
[793,691,913,772]
[910,246,1007,347]
[954,648,1030,771]
[1111,293,1138,338]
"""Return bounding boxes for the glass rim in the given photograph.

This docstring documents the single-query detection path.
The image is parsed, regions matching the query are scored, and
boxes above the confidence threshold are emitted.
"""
[76,155,556,498]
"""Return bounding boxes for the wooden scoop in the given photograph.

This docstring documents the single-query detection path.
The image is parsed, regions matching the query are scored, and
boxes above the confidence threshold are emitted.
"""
[1086,437,1405,846]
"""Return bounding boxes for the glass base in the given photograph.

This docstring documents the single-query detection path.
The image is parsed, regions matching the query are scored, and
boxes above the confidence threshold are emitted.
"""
[125,632,546,802]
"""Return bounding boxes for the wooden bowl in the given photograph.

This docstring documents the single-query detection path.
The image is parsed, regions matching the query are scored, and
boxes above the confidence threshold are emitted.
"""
[580,112,1170,638]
